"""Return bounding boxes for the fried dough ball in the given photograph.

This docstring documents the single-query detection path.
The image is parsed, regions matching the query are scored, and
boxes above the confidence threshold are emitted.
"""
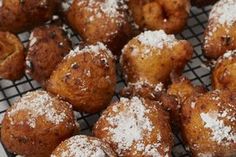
[65,0,132,56]
[0,0,58,33]
[51,135,116,157]
[120,30,193,85]
[203,0,236,59]
[191,0,218,7]
[1,90,77,157]
[46,42,116,113]
[0,31,25,80]
[127,0,191,34]
[167,76,207,104]
[181,90,236,156]
[120,80,180,128]
[25,25,72,87]
[167,77,207,128]
[212,50,236,91]
[94,96,173,157]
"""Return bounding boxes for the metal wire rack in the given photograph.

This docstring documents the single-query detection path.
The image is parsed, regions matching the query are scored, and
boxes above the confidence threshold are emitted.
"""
[0,5,213,157]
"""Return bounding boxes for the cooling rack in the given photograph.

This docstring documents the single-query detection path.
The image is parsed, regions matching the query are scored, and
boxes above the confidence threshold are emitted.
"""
[0,5,213,157]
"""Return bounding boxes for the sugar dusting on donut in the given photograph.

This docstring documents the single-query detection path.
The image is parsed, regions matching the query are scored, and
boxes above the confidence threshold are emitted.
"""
[66,42,114,59]
[216,49,236,63]
[205,0,236,47]
[77,0,127,22]
[122,30,178,57]
[8,90,68,128]
[200,111,236,145]
[129,80,164,92]
[102,96,166,156]
[137,30,177,50]
[51,135,112,157]
[209,0,236,27]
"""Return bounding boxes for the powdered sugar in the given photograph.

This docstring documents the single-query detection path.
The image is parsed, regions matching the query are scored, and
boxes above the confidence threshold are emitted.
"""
[200,111,236,145]
[66,42,113,59]
[102,97,165,156]
[129,80,164,92]
[216,50,236,63]
[209,0,236,27]
[51,135,113,157]
[8,90,67,128]
[137,30,177,50]
[222,49,236,60]
[78,0,127,23]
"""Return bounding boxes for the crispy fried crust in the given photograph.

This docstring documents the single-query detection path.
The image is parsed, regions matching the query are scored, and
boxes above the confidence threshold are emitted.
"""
[167,76,207,104]
[0,0,58,33]
[167,77,207,128]
[51,135,117,157]
[128,0,190,34]
[26,25,72,87]
[1,90,77,157]
[0,31,25,80]
[93,97,173,156]
[65,0,133,56]
[46,43,116,113]
[181,90,236,156]
[212,50,236,91]
[120,31,193,85]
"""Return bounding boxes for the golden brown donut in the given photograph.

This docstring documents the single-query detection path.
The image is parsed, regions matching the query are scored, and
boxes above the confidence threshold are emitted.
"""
[120,30,193,85]
[128,0,191,34]
[0,0,58,33]
[167,76,207,104]
[51,135,116,157]
[25,25,72,87]
[120,80,180,128]
[212,50,236,91]
[93,96,173,157]
[0,31,25,80]
[1,90,77,157]
[46,42,116,113]
[181,90,236,157]
[203,0,236,59]
[65,0,133,56]
[191,0,218,7]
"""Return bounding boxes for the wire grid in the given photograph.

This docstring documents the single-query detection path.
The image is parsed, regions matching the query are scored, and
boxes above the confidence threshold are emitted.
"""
[0,6,213,157]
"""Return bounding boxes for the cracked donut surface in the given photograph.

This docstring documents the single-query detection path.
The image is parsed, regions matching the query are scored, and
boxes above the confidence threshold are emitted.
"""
[0,31,25,80]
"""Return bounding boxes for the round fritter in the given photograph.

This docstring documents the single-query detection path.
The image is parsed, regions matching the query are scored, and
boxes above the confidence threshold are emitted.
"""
[167,77,207,128]
[93,96,173,157]
[120,80,179,128]
[120,80,164,100]
[167,76,207,104]
[120,30,193,85]
[191,0,218,7]
[25,25,72,87]
[0,0,58,33]
[65,0,132,56]
[203,0,236,59]
[46,42,116,113]
[181,90,236,157]
[51,135,116,157]
[212,50,236,91]
[128,0,191,34]
[0,31,25,80]
[1,90,77,157]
